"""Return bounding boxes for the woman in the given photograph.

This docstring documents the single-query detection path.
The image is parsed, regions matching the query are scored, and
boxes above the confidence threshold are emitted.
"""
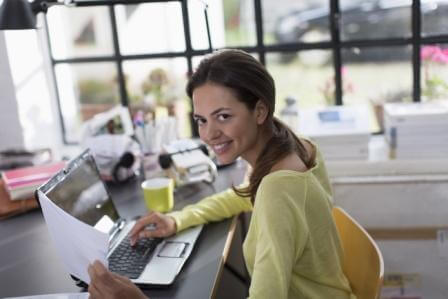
[88,49,355,299]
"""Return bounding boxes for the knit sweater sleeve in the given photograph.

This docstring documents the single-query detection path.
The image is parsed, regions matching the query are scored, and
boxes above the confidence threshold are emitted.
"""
[168,186,252,232]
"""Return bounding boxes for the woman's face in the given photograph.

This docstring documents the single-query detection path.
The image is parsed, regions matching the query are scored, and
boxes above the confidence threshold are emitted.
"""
[192,83,266,165]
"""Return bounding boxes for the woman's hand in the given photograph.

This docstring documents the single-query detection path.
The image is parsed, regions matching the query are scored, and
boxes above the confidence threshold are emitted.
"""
[87,260,147,299]
[129,211,177,246]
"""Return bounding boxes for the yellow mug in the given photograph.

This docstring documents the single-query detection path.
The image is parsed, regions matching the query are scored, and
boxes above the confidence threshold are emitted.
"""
[141,177,174,213]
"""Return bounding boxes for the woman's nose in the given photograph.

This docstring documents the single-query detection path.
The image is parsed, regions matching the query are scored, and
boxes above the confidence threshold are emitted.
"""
[201,122,220,142]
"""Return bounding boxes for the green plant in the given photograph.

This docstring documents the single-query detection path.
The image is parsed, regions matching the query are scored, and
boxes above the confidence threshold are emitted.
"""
[78,79,117,104]
[141,68,172,106]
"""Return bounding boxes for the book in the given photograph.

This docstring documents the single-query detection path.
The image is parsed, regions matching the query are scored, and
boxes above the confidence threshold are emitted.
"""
[1,161,65,200]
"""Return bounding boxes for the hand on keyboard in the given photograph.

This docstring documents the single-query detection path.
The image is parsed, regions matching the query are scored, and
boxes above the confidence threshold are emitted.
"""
[108,235,162,278]
[129,211,177,246]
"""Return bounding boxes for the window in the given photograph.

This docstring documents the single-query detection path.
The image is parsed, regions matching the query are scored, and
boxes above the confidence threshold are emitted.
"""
[45,0,448,142]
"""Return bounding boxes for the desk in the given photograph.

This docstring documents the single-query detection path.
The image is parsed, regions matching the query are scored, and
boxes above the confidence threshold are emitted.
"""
[0,160,247,298]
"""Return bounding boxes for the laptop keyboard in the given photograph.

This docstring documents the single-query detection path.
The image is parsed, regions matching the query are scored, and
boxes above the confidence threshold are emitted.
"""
[109,235,162,279]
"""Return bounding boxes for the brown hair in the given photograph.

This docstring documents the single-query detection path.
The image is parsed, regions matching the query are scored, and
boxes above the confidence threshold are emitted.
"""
[187,49,315,203]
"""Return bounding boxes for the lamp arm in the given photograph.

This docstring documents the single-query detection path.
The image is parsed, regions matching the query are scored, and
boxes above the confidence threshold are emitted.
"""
[31,0,59,14]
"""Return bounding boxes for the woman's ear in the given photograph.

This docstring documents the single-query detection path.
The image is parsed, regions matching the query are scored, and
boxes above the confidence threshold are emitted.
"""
[254,100,269,125]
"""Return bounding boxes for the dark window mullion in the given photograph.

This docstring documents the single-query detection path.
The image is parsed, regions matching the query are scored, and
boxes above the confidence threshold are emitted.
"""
[108,5,128,106]
[412,0,422,103]
[181,0,193,74]
[330,0,342,105]
[182,0,198,137]
[254,0,265,65]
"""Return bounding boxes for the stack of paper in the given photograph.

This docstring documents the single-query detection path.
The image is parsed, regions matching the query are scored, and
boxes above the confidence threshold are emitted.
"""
[37,190,109,284]
[298,106,370,160]
[384,101,448,159]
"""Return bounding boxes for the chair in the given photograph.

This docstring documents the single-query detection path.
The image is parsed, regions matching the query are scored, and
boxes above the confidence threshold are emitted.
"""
[332,206,384,299]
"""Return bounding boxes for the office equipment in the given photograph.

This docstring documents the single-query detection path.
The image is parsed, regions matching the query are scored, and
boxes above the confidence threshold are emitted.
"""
[384,101,448,159]
[134,116,178,154]
[332,206,384,299]
[159,139,217,186]
[299,105,370,160]
[83,134,140,183]
[36,150,203,286]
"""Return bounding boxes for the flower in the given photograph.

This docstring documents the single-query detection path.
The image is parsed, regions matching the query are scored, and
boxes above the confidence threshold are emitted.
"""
[319,67,354,106]
[421,45,448,100]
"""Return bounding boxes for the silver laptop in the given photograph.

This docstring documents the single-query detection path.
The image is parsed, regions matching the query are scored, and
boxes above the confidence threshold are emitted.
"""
[36,149,203,286]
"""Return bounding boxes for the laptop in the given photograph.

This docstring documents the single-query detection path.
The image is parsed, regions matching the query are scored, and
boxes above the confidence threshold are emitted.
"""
[36,149,203,286]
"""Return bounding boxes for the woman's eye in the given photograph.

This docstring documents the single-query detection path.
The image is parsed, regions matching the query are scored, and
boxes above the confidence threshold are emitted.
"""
[217,114,231,121]
[195,118,206,126]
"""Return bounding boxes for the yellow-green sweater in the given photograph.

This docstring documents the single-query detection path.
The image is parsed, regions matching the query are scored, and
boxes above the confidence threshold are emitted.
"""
[168,149,355,299]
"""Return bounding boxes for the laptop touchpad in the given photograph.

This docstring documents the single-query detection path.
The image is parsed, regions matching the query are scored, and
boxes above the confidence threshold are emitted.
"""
[158,241,188,258]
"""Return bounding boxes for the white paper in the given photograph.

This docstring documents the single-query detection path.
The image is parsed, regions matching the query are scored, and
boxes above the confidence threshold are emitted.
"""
[6,292,89,299]
[37,191,109,284]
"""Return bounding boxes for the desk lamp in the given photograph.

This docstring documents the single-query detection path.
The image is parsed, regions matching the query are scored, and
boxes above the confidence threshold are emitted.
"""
[0,0,74,30]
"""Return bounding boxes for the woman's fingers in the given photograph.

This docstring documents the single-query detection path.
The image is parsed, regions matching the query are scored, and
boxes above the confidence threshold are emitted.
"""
[109,270,133,283]
[130,212,166,245]
[88,261,115,286]
[129,212,160,238]
[87,260,148,299]
[88,281,101,299]
[136,227,164,239]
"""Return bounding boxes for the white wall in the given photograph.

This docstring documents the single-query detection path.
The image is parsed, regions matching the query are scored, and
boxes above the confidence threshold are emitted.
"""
[0,32,24,151]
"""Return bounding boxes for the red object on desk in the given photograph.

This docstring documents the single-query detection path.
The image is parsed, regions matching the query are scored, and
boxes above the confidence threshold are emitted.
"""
[1,162,65,200]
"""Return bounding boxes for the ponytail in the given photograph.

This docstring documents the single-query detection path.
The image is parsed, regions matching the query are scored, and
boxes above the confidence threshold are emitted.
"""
[233,117,315,203]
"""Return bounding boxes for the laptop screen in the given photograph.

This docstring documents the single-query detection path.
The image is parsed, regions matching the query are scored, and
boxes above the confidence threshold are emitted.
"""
[42,151,120,234]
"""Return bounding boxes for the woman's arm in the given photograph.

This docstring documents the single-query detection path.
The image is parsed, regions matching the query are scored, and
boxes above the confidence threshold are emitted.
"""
[168,186,253,232]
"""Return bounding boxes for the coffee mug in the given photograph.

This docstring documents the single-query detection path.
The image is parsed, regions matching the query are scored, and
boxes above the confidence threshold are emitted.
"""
[141,177,174,213]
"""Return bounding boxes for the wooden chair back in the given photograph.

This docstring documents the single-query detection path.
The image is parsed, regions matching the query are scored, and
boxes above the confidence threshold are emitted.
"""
[332,206,384,299]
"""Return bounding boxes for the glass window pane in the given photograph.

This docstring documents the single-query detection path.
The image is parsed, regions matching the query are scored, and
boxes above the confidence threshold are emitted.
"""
[115,3,186,55]
[262,0,330,45]
[47,7,114,59]
[55,63,120,142]
[341,46,413,132]
[421,1,448,37]
[421,43,448,101]
[188,0,256,50]
[340,0,412,41]
[123,58,191,137]
[266,50,334,114]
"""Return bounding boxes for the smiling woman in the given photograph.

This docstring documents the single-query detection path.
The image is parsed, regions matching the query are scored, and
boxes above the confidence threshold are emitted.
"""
[87,49,356,299]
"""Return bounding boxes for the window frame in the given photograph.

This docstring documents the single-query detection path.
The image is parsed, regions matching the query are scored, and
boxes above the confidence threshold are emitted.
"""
[44,0,448,143]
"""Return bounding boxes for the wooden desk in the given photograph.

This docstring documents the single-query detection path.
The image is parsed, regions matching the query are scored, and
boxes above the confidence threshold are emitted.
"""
[0,160,247,298]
